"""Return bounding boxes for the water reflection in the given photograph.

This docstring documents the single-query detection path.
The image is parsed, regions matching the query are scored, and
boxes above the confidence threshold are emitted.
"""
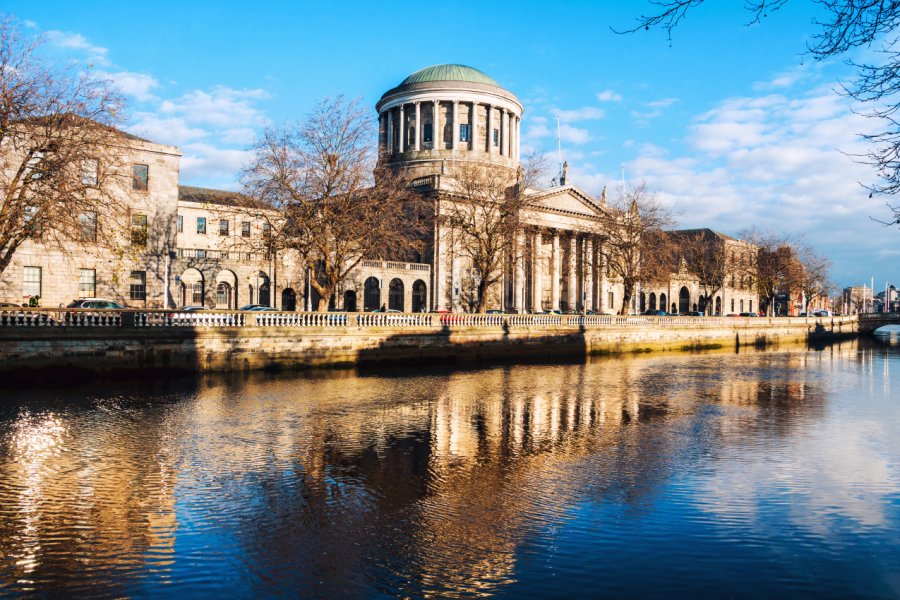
[1,340,899,598]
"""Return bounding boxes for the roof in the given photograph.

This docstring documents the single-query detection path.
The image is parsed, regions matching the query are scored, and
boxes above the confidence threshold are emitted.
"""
[15,113,153,143]
[178,185,260,208]
[399,64,500,87]
[668,228,737,242]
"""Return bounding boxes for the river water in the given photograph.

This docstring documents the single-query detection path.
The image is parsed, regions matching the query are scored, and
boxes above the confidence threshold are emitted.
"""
[1,333,899,598]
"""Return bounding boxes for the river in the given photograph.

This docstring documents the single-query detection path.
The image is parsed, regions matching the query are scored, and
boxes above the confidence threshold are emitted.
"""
[1,333,899,598]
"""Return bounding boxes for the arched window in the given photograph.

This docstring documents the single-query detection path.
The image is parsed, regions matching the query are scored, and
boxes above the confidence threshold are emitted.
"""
[649,292,657,311]
[639,292,646,313]
[699,295,707,314]
[259,280,270,307]
[412,280,427,313]
[364,277,380,311]
[388,278,404,311]
[660,293,667,313]
[216,282,231,308]
[679,287,690,315]
[715,296,722,315]
[191,283,203,306]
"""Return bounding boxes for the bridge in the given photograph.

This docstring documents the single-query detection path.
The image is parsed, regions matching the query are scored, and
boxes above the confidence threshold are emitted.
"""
[858,313,900,334]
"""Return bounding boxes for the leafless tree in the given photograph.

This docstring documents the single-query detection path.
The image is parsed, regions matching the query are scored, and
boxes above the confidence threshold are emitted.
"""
[740,229,803,316]
[674,230,733,315]
[441,152,547,313]
[795,241,833,313]
[598,183,676,315]
[241,96,427,312]
[0,16,128,277]
[624,1,900,216]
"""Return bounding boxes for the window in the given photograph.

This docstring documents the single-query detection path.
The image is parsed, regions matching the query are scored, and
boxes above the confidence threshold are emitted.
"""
[493,128,499,146]
[731,298,735,312]
[219,219,229,236]
[132,164,149,191]
[130,270,146,301]
[79,269,96,297]
[177,215,183,233]
[241,221,251,237]
[423,123,433,143]
[23,266,41,297]
[459,124,470,142]
[81,158,98,185]
[197,217,206,234]
[131,214,148,246]
[196,249,207,258]
[79,211,97,242]
[23,205,41,237]
[608,292,614,310]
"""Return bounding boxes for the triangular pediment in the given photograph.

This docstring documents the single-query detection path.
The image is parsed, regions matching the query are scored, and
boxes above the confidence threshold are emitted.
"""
[527,184,606,217]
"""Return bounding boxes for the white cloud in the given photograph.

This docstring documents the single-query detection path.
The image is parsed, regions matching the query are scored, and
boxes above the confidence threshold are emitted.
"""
[160,86,270,129]
[596,89,623,102]
[180,143,254,183]
[647,97,679,108]
[130,113,208,146]
[559,124,590,144]
[102,71,160,102]
[45,30,110,66]
[555,107,606,122]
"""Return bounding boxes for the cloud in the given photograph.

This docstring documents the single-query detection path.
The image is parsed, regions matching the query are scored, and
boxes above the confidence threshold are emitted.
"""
[596,89,623,102]
[130,113,208,146]
[45,30,110,66]
[102,71,160,102]
[160,86,270,129]
[555,107,606,122]
[179,143,254,184]
[559,124,590,144]
[647,97,679,108]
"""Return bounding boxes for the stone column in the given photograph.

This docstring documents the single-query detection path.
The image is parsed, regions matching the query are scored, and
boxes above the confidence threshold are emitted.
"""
[584,237,594,311]
[514,230,525,313]
[414,102,421,152]
[387,110,393,155]
[470,102,478,151]
[515,116,521,160]
[532,230,542,311]
[433,99,440,150]
[452,100,459,150]
[487,105,494,154]
[398,104,405,153]
[551,231,560,310]
[567,234,577,311]
[500,108,508,156]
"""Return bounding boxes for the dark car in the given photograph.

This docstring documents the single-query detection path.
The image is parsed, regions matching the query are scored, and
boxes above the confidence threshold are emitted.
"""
[687,311,704,317]
[239,304,275,311]
[66,298,125,309]
[739,312,758,317]
[643,309,668,316]
[486,309,504,314]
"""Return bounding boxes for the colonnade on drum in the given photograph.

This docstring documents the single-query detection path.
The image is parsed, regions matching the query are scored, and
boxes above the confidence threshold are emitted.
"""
[379,99,521,161]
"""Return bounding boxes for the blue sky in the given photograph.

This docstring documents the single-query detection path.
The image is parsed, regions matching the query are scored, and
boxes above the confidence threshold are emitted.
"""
[6,1,899,288]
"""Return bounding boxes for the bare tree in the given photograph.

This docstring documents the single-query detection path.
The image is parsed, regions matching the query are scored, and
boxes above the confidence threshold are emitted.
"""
[0,16,127,277]
[796,241,833,313]
[441,152,547,313]
[674,230,732,315]
[740,229,802,316]
[241,96,427,312]
[624,1,900,210]
[599,183,676,315]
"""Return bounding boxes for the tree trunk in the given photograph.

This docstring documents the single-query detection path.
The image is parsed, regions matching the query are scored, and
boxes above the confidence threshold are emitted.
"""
[316,294,330,312]
[620,286,633,315]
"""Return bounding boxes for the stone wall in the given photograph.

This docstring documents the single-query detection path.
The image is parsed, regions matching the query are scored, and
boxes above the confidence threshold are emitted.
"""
[0,316,858,378]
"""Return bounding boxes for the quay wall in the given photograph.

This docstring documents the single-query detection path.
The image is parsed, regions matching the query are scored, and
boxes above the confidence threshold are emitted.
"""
[0,310,862,377]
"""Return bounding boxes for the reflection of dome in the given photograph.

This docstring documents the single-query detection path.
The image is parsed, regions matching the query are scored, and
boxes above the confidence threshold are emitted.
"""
[398,64,500,88]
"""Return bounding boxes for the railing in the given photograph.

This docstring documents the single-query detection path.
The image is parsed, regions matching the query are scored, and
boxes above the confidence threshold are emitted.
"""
[359,260,432,273]
[176,248,259,261]
[0,308,860,331]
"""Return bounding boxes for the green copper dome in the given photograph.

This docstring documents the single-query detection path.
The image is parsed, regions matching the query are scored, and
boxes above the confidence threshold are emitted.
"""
[399,64,500,87]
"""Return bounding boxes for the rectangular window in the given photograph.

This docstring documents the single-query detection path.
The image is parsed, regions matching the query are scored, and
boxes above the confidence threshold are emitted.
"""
[493,129,499,146]
[129,270,146,301]
[197,216,206,234]
[423,123,433,143]
[608,292,614,310]
[132,164,149,191]
[23,266,41,298]
[81,158,98,185]
[459,124,470,142]
[219,219,229,236]
[24,205,41,237]
[131,214,148,246]
[79,211,97,242]
[79,269,96,297]
[177,215,183,233]
[241,221,251,237]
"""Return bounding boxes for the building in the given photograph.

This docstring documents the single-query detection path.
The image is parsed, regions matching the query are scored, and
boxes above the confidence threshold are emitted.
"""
[1,63,753,315]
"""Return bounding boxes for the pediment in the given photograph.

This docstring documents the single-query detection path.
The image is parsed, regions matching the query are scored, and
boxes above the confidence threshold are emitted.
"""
[527,185,605,217]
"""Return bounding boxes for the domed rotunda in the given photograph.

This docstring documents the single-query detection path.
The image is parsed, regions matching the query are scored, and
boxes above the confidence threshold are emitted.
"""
[375,64,523,179]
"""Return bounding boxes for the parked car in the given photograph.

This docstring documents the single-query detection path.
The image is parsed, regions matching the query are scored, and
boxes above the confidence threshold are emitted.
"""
[687,311,704,317]
[239,304,275,311]
[643,309,668,316]
[66,298,125,309]
[814,309,833,317]
[0,302,21,308]
[180,306,206,312]
[739,312,758,317]
[542,309,562,315]
[370,308,401,313]
[486,309,504,314]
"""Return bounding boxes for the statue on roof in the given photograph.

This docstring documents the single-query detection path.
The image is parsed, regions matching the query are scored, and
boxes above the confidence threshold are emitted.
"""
[600,185,607,205]
[561,161,568,185]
